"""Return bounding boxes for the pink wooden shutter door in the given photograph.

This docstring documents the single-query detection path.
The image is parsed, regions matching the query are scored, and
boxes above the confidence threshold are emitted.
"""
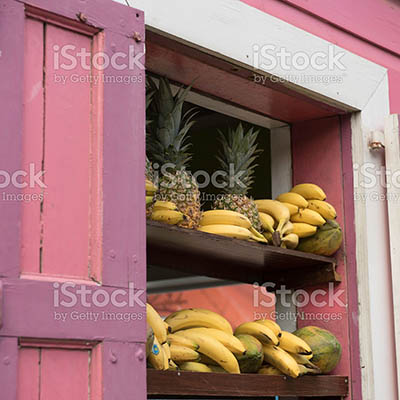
[0,0,146,399]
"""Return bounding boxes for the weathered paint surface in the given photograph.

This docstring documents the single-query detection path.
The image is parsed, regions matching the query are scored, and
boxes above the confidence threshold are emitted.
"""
[0,1,146,399]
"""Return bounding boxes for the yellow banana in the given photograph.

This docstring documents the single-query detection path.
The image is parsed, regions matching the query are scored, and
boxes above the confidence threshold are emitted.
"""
[162,343,170,370]
[259,212,275,234]
[262,345,300,378]
[281,221,293,236]
[198,224,254,241]
[248,227,268,243]
[276,192,308,209]
[153,200,178,211]
[291,208,326,226]
[234,322,279,346]
[186,328,246,355]
[279,331,312,355]
[308,200,337,220]
[170,345,200,363]
[200,210,251,229]
[291,183,326,201]
[291,222,317,238]
[255,200,290,232]
[174,330,240,373]
[254,319,282,338]
[165,308,233,334]
[151,209,185,225]
[281,233,299,249]
[168,359,179,370]
[167,333,199,351]
[179,362,213,373]
[147,303,167,345]
[258,365,284,375]
[280,202,299,216]
[146,179,157,194]
[146,196,154,206]
[148,336,167,370]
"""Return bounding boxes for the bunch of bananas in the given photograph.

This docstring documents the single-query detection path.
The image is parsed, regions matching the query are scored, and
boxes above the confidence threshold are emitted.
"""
[197,210,267,243]
[146,305,323,377]
[255,183,338,251]
[150,200,186,225]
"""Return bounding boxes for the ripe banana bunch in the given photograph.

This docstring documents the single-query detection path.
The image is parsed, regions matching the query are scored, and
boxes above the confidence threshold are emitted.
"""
[262,344,300,378]
[255,200,290,233]
[291,183,326,201]
[198,224,266,243]
[165,308,233,334]
[174,329,240,373]
[278,331,312,355]
[234,322,279,346]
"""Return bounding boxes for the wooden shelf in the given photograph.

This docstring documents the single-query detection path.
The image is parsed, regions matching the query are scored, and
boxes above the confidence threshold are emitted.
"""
[147,370,349,398]
[147,221,341,289]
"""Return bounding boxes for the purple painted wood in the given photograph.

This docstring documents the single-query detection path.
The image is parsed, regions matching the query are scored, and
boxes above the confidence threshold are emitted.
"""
[0,1,146,399]
[0,0,25,279]
[340,114,362,400]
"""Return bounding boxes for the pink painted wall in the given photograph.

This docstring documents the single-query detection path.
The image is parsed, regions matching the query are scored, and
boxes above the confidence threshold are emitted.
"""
[241,0,400,112]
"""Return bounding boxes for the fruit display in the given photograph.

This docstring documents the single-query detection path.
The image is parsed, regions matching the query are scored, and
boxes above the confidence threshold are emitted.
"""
[146,304,341,378]
[147,77,201,229]
[293,326,342,373]
[212,123,263,232]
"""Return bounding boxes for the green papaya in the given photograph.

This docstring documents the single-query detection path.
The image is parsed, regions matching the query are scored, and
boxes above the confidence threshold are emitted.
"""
[297,219,342,256]
[234,334,264,373]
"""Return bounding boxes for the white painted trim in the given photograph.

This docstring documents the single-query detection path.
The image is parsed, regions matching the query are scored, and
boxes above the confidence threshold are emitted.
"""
[121,0,386,111]
[384,114,400,395]
[352,73,399,400]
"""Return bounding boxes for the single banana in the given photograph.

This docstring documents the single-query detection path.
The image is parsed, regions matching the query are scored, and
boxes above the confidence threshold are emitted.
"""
[146,179,157,194]
[198,224,254,241]
[262,345,300,378]
[162,343,170,370]
[146,196,154,206]
[151,209,185,225]
[308,200,337,220]
[179,362,213,373]
[291,222,317,238]
[248,227,268,243]
[276,192,308,209]
[259,212,275,234]
[148,336,167,370]
[255,200,290,232]
[280,202,299,216]
[281,233,299,249]
[167,333,199,351]
[153,200,178,211]
[147,303,167,345]
[291,183,326,201]
[185,328,246,355]
[254,319,282,338]
[165,308,233,334]
[200,210,251,229]
[291,208,326,226]
[298,363,321,375]
[257,365,284,375]
[281,221,294,236]
[279,331,312,355]
[234,322,279,346]
[170,345,200,363]
[174,330,240,373]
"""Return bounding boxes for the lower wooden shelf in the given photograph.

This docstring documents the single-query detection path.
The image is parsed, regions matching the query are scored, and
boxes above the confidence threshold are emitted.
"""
[147,370,349,398]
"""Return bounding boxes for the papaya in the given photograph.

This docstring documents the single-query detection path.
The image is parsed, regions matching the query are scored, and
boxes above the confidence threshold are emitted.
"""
[297,219,342,256]
[235,334,264,373]
[293,326,342,373]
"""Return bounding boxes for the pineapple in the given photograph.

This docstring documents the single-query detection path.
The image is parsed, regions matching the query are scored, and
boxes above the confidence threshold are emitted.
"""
[146,76,201,229]
[213,123,263,232]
